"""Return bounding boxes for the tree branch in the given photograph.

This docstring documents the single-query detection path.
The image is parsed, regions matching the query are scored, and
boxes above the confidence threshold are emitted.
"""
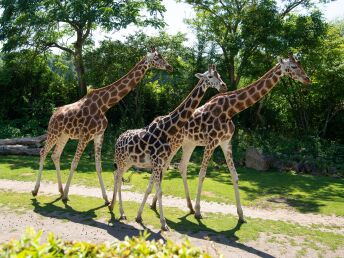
[82,21,92,42]
[280,0,308,18]
[47,42,75,55]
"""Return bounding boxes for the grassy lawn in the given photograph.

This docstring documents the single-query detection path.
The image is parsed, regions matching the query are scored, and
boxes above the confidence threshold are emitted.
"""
[0,190,343,252]
[1,151,344,217]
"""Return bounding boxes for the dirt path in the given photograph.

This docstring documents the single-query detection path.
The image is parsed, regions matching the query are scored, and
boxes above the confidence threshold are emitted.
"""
[1,179,344,257]
[1,207,343,258]
[1,179,343,230]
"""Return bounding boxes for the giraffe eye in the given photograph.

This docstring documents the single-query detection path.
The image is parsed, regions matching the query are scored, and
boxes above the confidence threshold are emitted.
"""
[291,65,297,69]
[208,76,213,79]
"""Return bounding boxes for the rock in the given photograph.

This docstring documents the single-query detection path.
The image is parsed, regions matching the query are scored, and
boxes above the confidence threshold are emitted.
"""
[245,147,270,171]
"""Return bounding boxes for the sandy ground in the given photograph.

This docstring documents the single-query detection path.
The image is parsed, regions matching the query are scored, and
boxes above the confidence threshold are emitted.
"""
[0,179,343,257]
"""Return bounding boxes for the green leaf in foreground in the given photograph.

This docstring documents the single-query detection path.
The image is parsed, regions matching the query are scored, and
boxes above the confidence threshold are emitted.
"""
[0,228,214,258]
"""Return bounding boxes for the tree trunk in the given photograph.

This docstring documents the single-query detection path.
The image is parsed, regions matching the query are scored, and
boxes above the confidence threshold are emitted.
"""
[0,135,46,147]
[228,55,237,90]
[0,145,41,156]
[74,32,87,97]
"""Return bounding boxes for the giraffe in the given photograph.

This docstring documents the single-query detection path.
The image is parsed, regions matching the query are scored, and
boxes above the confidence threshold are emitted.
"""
[151,53,311,221]
[31,48,173,204]
[110,64,227,230]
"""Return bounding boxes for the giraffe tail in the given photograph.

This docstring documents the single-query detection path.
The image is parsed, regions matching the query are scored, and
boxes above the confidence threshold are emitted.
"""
[122,171,134,184]
[113,161,134,184]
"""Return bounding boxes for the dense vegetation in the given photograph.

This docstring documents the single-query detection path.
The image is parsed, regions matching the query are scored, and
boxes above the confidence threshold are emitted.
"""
[0,0,343,175]
[0,228,210,257]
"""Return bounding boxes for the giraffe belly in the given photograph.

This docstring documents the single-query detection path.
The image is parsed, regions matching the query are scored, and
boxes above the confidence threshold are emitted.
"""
[129,153,153,169]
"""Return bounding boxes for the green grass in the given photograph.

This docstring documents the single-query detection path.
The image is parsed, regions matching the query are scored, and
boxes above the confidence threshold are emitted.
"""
[0,190,343,252]
[1,151,344,217]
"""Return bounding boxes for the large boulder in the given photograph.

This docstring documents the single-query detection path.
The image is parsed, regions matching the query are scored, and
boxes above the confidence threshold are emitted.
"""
[245,147,271,171]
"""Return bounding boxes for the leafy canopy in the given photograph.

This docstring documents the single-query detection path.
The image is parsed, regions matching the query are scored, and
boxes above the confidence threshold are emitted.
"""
[0,0,166,53]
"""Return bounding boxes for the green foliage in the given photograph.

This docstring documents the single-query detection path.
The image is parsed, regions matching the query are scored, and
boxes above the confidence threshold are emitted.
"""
[0,1,343,176]
[0,0,166,95]
[0,228,211,258]
[0,50,76,137]
[183,0,325,89]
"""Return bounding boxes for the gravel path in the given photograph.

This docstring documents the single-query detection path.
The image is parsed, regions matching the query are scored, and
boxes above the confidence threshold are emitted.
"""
[1,179,344,257]
[1,179,343,230]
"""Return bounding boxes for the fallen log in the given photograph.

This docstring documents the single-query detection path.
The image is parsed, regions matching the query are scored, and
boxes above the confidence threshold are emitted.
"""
[0,145,41,156]
[0,135,46,148]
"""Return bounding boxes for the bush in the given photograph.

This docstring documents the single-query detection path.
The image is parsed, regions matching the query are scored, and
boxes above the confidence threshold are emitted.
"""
[0,228,213,258]
[235,129,344,177]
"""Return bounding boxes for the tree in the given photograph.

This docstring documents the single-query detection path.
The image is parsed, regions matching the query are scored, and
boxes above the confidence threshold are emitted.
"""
[0,0,166,96]
[183,0,327,90]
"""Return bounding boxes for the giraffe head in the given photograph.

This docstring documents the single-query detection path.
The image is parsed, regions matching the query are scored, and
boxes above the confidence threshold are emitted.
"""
[145,47,173,72]
[278,52,311,85]
[195,64,227,93]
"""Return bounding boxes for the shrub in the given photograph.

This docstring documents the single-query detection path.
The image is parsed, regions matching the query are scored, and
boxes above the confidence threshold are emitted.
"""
[0,228,213,258]
[235,129,344,177]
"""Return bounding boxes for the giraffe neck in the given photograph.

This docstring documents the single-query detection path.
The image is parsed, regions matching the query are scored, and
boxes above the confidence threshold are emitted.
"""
[164,80,206,135]
[226,64,283,117]
[87,58,149,113]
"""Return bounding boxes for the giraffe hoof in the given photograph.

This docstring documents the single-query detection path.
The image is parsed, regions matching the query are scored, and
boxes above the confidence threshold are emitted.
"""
[62,197,69,203]
[135,216,143,224]
[31,190,38,197]
[119,215,127,220]
[150,203,157,210]
[104,200,110,206]
[188,207,195,214]
[194,213,203,220]
[161,225,170,231]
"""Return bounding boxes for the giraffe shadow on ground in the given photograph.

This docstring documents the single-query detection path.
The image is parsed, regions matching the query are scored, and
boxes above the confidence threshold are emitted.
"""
[149,208,275,258]
[30,198,164,242]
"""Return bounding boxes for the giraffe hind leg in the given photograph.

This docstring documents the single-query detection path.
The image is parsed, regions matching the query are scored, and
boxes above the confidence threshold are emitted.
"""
[32,135,57,196]
[62,137,90,201]
[178,144,195,214]
[51,135,69,196]
[94,134,109,205]
[194,145,215,219]
[220,140,245,222]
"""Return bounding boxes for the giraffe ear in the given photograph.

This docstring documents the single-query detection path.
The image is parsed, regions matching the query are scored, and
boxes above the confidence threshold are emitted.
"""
[195,73,204,79]
[278,57,284,64]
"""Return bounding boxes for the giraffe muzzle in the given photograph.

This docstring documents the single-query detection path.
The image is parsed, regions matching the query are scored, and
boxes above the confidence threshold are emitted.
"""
[166,65,173,73]
[303,77,311,85]
[220,83,227,93]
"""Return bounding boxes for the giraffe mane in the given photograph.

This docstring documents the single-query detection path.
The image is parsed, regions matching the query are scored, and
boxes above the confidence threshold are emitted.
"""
[207,63,281,102]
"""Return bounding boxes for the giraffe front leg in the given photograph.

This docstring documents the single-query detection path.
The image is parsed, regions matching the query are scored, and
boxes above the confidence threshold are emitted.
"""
[194,145,214,219]
[62,137,89,202]
[220,141,245,223]
[94,134,109,205]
